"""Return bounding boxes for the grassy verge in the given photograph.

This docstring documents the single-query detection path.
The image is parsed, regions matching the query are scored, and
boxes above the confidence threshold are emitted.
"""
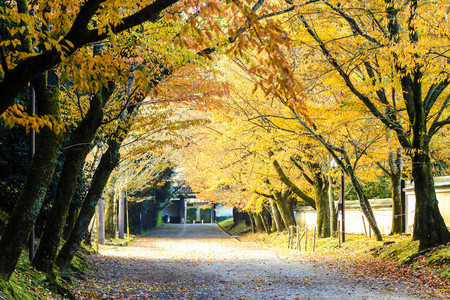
[217,218,251,236]
[0,243,94,300]
[219,217,450,283]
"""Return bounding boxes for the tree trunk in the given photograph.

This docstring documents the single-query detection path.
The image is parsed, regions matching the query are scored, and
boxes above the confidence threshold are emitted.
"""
[259,207,271,234]
[248,212,256,233]
[272,190,296,228]
[104,177,117,239]
[272,159,316,209]
[55,140,121,270]
[0,75,63,281]
[233,208,250,226]
[412,152,450,250]
[315,178,330,238]
[32,87,111,274]
[270,200,284,232]
[62,204,80,240]
[286,194,296,225]
[253,213,265,233]
[347,169,383,241]
[389,150,403,235]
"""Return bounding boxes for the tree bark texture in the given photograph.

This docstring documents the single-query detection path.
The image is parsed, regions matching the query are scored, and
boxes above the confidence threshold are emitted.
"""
[249,213,256,234]
[315,178,330,238]
[389,150,403,235]
[55,139,121,270]
[62,204,80,240]
[272,160,316,209]
[347,169,383,241]
[412,151,450,250]
[104,177,117,239]
[259,207,271,234]
[0,76,63,281]
[253,213,265,233]
[32,87,112,274]
[272,189,296,229]
[270,200,285,232]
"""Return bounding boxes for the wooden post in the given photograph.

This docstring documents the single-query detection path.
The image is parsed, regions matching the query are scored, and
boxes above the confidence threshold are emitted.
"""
[305,225,308,251]
[126,194,130,244]
[296,226,300,250]
[313,226,316,252]
[362,215,367,236]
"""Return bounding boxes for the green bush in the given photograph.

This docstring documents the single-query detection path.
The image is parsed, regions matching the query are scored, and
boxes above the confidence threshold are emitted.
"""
[200,208,211,223]
[187,207,197,222]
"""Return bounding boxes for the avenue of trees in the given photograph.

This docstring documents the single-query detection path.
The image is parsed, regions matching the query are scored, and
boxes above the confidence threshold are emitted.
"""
[0,0,449,290]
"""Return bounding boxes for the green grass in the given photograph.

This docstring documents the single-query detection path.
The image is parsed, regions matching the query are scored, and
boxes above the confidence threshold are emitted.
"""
[0,241,93,299]
[218,217,251,236]
[0,252,65,300]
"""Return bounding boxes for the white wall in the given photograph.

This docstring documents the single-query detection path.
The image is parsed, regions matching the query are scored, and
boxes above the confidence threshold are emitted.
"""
[295,176,450,235]
[295,203,393,235]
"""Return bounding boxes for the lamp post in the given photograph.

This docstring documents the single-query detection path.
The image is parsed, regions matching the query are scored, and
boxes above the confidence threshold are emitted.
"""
[331,158,345,243]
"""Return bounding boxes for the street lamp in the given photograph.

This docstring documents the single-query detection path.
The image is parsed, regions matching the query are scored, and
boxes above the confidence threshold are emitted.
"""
[330,158,345,243]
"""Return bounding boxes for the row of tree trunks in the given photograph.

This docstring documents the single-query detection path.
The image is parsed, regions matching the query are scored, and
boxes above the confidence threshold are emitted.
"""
[0,74,64,281]
[272,189,296,229]
[251,212,265,233]
[32,82,114,275]
[55,95,139,269]
[270,200,285,232]
[55,139,122,270]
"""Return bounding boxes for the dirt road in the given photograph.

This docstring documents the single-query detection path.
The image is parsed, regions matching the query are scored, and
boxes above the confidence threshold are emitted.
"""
[73,224,440,300]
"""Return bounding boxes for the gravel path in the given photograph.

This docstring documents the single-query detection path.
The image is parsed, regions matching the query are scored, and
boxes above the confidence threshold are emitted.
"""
[73,224,437,300]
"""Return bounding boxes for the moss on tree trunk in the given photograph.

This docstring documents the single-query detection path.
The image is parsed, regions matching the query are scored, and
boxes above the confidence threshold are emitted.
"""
[62,204,80,240]
[315,180,330,238]
[270,200,285,232]
[33,89,111,274]
[272,189,296,228]
[412,152,450,250]
[104,176,117,239]
[55,140,121,270]
[0,76,63,281]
